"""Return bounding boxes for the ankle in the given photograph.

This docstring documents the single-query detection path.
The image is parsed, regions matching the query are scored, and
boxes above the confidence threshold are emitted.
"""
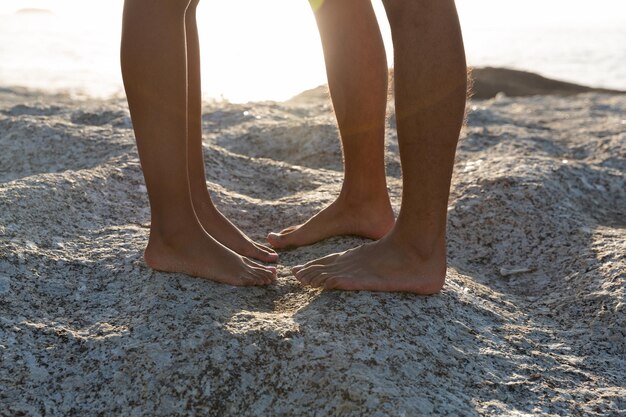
[337,185,391,208]
[385,226,446,262]
[148,221,200,248]
[188,189,222,222]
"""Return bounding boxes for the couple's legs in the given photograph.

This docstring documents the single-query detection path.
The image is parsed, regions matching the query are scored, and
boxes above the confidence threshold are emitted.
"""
[121,0,276,286]
[121,0,466,293]
[292,0,467,294]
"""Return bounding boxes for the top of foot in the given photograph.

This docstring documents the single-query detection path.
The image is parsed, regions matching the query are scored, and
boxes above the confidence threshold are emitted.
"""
[268,197,394,249]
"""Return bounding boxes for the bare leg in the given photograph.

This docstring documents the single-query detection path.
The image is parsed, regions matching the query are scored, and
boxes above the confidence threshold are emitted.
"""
[267,0,394,249]
[121,0,275,286]
[184,1,278,263]
[294,0,467,294]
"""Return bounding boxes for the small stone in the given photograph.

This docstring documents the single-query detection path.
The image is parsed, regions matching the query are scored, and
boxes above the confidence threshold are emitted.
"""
[499,267,534,277]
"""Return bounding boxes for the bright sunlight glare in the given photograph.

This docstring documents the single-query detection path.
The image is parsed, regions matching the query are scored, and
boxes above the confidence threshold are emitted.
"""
[0,0,624,102]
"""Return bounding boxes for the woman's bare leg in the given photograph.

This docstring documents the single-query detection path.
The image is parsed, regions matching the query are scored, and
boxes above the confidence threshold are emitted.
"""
[121,0,275,285]
[267,0,394,249]
[294,0,467,294]
[184,0,278,263]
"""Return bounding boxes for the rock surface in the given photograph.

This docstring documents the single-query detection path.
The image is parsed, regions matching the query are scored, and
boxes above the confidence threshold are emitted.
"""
[290,67,626,105]
[0,87,624,416]
[470,67,625,99]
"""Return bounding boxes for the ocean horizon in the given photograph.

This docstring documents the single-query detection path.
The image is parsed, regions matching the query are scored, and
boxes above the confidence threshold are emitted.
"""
[1,0,625,102]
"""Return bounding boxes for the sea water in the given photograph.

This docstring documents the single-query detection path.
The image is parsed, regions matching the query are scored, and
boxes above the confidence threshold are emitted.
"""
[0,0,624,102]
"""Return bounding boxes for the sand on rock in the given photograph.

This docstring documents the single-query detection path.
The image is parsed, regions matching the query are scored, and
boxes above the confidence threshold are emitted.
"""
[0,87,624,416]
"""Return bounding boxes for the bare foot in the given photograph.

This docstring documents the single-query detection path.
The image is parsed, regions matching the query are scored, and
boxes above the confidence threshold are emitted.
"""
[292,231,446,294]
[145,224,277,286]
[193,200,278,263]
[267,194,395,249]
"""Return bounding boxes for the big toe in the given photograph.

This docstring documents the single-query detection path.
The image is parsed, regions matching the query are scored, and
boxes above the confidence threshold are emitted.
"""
[244,258,277,276]
[241,242,278,262]
[267,230,297,249]
[255,244,279,262]
[268,225,320,249]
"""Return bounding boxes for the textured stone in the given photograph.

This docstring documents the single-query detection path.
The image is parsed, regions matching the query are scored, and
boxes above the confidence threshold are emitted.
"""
[0,88,624,416]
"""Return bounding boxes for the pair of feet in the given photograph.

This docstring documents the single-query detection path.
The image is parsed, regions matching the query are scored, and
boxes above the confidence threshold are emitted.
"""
[145,194,446,294]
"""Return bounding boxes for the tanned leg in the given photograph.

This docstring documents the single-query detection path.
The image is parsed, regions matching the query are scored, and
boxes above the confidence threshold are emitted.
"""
[294,0,467,294]
[121,0,276,286]
[267,0,394,249]
[184,0,278,263]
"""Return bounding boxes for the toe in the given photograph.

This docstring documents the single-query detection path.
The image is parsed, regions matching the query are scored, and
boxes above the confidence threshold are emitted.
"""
[254,266,277,283]
[267,223,324,249]
[244,260,276,282]
[236,275,258,287]
[267,225,301,246]
[267,230,304,249]
[244,243,279,263]
[304,252,342,268]
[254,241,278,256]
[243,258,277,275]
[266,232,286,248]
[324,276,361,291]
[247,272,268,286]
[295,265,326,286]
[247,266,275,285]
[323,276,342,290]
[310,272,333,288]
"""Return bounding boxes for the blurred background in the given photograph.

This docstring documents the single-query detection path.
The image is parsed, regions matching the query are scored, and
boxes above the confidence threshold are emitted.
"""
[0,0,624,102]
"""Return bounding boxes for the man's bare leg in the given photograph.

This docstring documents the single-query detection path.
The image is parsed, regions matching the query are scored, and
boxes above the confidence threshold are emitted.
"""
[121,0,275,286]
[293,0,467,294]
[184,0,278,263]
[267,0,394,249]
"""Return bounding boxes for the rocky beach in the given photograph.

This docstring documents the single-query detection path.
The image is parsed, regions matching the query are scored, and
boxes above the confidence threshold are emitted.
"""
[0,75,625,415]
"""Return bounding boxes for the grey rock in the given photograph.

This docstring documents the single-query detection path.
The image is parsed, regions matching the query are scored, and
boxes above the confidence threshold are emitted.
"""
[0,89,624,416]
[0,274,10,295]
